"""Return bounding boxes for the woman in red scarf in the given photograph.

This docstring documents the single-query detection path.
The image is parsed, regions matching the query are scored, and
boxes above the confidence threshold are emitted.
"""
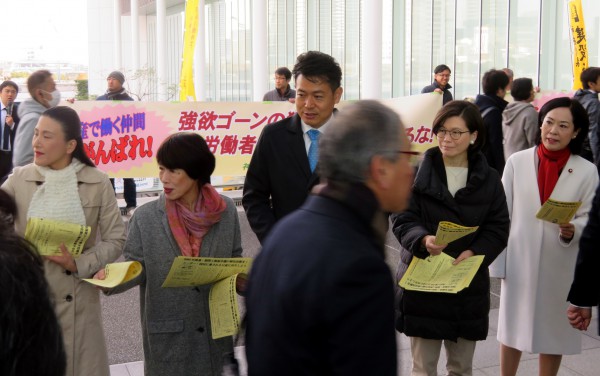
[97,133,243,376]
[491,97,599,376]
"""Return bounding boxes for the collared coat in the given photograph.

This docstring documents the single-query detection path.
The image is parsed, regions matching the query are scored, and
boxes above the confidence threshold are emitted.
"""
[110,194,242,376]
[491,148,599,354]
[243,113,325,243]
[1,163,126,376]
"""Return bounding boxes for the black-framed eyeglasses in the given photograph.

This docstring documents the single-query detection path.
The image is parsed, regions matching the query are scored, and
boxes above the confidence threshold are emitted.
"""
[436,129,470,140]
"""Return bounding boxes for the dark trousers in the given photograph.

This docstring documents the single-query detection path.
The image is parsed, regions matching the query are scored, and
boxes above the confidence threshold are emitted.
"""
[109,178,137,208]
[0,150,12,184]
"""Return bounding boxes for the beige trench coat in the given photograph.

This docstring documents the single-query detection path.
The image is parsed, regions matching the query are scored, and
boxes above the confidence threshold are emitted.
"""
[2,163,126,376]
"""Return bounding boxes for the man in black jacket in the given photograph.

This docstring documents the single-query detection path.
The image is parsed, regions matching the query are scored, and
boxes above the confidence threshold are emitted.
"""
[245,100,415,375]
[474,69,510,175]
[0,80,20,183]
[97,71,137,214]
[422,64,453,105]
[243,51,343,243]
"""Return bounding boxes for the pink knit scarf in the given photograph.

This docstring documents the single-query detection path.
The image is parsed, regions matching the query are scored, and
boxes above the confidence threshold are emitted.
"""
[166,184,226,257]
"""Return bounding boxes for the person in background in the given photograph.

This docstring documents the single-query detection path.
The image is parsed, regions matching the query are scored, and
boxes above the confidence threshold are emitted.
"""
[474,69,510,175]
[243,51,343,243]
[566,183,600,334]
[422,64,453,105]
[1,106,126,376]
[0,81,20,183]
[13,70,60,168]
[263,66,296,103]
[491,97,598,376]
[0,229,66,376]
[97,70,137,214]
[96,132,242,376]
[502,77,539,160]
[392,100,509,376]
[246,100,415,375]
[573,67,600,164]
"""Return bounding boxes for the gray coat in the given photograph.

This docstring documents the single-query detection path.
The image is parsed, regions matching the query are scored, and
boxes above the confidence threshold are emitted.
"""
[502,101,538,160]
[112,194,242,376]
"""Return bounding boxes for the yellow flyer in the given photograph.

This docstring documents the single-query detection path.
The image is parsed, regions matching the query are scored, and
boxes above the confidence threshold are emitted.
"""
[209,273,247,339]
[82,261,143,288]
[162,257,252,287]
[24,217,91,258]
[399,252,484,294]
[162,257,251,339]
[434,221,478,245]
[535,199,581,224]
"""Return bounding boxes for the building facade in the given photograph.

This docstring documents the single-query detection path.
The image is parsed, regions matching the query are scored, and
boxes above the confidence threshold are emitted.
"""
[87,0,600,102]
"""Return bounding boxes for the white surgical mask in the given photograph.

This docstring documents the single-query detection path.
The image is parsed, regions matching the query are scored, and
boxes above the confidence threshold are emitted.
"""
[42,89,61,107]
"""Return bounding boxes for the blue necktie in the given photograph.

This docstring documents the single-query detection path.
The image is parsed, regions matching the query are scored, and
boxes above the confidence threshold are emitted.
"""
[307,129,321,173]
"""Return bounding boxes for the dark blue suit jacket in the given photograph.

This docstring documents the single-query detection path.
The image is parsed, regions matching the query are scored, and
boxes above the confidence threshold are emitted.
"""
[242,113,323,243]
[245,193,397,375]
[568,183,600,333]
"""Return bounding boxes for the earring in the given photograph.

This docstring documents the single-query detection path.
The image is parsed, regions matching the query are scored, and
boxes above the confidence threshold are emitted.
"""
[470,139,475,145]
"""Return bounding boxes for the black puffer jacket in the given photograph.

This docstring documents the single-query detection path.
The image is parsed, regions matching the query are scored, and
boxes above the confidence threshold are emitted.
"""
[391,147,509,341]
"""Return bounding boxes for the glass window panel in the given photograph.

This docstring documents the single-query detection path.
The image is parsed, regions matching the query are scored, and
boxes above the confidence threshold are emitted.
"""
[319,0,332,54]
[344,0,360,99]
[382,0,393,98]
[481,0,508,75]
[410,0,433,95]
[508,0,540,83]
[307,0,318,50]
[454,0,480,100]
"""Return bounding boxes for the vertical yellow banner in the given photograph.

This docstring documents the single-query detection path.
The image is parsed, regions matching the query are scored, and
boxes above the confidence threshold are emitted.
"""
[179,0,200,101]
[568,0,588,90]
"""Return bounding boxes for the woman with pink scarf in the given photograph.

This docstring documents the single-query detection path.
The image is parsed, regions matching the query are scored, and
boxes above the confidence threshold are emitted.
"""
[98,132,242,376]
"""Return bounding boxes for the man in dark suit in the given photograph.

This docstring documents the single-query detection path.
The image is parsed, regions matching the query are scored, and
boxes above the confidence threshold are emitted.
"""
[245,100,416,375]
[0,81,20,183]
[567,183,600,333]
[243,51,343,243]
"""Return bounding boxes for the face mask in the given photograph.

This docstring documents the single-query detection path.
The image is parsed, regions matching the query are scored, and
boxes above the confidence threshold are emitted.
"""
[42,89,61,107]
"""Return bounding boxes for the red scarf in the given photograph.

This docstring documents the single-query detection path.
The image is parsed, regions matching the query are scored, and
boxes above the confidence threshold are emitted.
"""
[537,144,571,204]
[166,184,226,257]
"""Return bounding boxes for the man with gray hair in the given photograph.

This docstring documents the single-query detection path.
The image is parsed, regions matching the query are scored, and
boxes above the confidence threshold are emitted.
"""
[245,100,416,375]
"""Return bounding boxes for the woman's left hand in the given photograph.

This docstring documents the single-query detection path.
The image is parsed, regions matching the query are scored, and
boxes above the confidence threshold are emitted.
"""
[559,222,575,241]
[453,250,475,265]
[46,243,78,273]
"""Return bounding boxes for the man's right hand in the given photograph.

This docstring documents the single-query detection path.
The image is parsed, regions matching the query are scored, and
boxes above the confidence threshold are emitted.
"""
[567,305,592,331]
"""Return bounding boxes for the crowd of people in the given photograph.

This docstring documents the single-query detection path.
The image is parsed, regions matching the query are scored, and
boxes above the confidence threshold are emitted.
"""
[1,52,599,376]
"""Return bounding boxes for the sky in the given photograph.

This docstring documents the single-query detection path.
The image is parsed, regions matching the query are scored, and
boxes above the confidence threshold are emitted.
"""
[1,0,88,65]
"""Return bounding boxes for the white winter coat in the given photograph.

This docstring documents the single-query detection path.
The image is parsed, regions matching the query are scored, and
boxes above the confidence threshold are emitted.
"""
[490,147,598,354]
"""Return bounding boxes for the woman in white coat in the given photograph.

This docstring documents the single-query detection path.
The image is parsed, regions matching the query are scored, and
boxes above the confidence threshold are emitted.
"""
[491,97,599,376]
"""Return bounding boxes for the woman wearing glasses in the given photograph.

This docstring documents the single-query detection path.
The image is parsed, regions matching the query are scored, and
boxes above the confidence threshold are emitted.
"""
[491,97,598,376]
[392,100,510,375]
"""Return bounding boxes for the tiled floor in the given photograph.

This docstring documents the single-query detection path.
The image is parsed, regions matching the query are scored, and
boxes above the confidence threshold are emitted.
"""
[110,308,599,376]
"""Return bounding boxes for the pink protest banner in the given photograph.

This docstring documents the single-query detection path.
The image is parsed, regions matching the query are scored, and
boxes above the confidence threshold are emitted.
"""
[69,94,442,178]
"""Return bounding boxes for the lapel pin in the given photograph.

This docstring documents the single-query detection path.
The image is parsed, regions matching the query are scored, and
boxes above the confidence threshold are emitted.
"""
[568,168,573,173]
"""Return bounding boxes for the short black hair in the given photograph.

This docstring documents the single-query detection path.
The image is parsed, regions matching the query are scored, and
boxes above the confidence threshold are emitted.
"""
[0,190,16,228]
[292,51,342,92]
[537,97,589,155]
[0,80,18,94]
[156,132,216,186]
[434,64,451,74]
[580,67,600,90]
[274,67,292,81]
[432,100,486,153]
[511,78,534,101]
[0,233,66,376]
[482,69,510,96]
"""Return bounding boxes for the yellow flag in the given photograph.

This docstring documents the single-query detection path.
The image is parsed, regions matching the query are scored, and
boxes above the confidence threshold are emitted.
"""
[179,0,199,101]
[568,0,588,90]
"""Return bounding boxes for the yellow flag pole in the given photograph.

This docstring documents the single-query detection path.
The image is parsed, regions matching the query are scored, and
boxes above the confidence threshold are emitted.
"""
[568,0,588,90]
[179,0,200,101]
